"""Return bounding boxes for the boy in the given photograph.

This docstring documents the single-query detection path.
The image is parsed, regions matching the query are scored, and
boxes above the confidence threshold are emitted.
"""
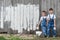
[38,11,47,37]
[47,8,56,38]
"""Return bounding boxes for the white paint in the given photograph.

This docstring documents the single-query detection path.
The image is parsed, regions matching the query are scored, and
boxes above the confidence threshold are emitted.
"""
[1,7,4,29]
[3,4,39,33]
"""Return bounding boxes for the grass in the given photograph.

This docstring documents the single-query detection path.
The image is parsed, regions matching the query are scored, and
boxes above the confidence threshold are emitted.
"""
[0,34,60,40]
[10,37,21,40]
[0,36,6,40]
[34,36,59,40]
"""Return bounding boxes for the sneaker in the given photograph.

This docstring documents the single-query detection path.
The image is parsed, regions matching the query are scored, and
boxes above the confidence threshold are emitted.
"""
[47,36,49,38]
[53,36,56,38]
[44,35,47,37]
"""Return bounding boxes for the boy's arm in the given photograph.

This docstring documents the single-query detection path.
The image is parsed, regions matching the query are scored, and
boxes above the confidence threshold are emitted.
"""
[47,15,49,26]
[54,19,56,27]
[38,17,42,25]
[53,15,56,30]
[39,20,41,25]
[54,19,56,30]
[54,15,56,27]
[47,19,49,26]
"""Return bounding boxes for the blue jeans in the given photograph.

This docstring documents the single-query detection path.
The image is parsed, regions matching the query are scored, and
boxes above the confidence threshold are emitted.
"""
[47,24,56,37]
[41,24,47,36]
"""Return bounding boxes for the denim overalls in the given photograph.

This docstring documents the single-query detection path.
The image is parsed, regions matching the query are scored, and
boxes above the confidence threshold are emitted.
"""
[47,14,56,37]
[41,17,47,36]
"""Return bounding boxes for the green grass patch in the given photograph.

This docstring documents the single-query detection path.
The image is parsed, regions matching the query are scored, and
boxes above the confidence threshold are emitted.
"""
[10,37,21,40]
[0,35,60,40]
[0,36,7,40]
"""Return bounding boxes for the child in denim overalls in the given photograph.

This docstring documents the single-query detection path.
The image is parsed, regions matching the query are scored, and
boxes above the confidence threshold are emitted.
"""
[47,8,56,38]
[39,11,47,37]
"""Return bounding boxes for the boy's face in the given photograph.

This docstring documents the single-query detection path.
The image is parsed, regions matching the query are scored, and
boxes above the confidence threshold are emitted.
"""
[49,10,53,14]
[41,12,46,16]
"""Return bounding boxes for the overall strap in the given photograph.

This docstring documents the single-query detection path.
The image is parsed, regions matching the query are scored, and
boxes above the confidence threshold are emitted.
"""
[52,14,55,19]
[49,14,51,19]
[49,14,54,19]
[52,15,54,19]
[43,17,44,19]
[43,16,46,19]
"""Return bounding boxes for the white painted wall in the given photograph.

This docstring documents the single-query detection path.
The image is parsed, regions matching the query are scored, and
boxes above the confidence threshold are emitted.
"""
[4,4,39,33]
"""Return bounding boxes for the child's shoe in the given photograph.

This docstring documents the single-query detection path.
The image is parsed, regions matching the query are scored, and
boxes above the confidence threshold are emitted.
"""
[47,36,49,38]
[44,35,47,37]
[53,36,56,38]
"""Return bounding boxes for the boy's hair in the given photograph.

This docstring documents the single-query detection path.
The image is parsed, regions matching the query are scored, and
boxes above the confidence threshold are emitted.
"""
[42,11,46,14]
[49,8,53,11]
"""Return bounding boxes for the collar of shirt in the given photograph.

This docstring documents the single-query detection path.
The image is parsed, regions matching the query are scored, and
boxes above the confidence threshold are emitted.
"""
[42,16,47,18]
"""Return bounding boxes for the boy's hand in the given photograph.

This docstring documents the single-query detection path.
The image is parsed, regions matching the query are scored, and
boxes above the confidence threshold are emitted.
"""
[36,27,39,30]
[54,24,56,30]
[36,24,39,30]
[54,27,56,30]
